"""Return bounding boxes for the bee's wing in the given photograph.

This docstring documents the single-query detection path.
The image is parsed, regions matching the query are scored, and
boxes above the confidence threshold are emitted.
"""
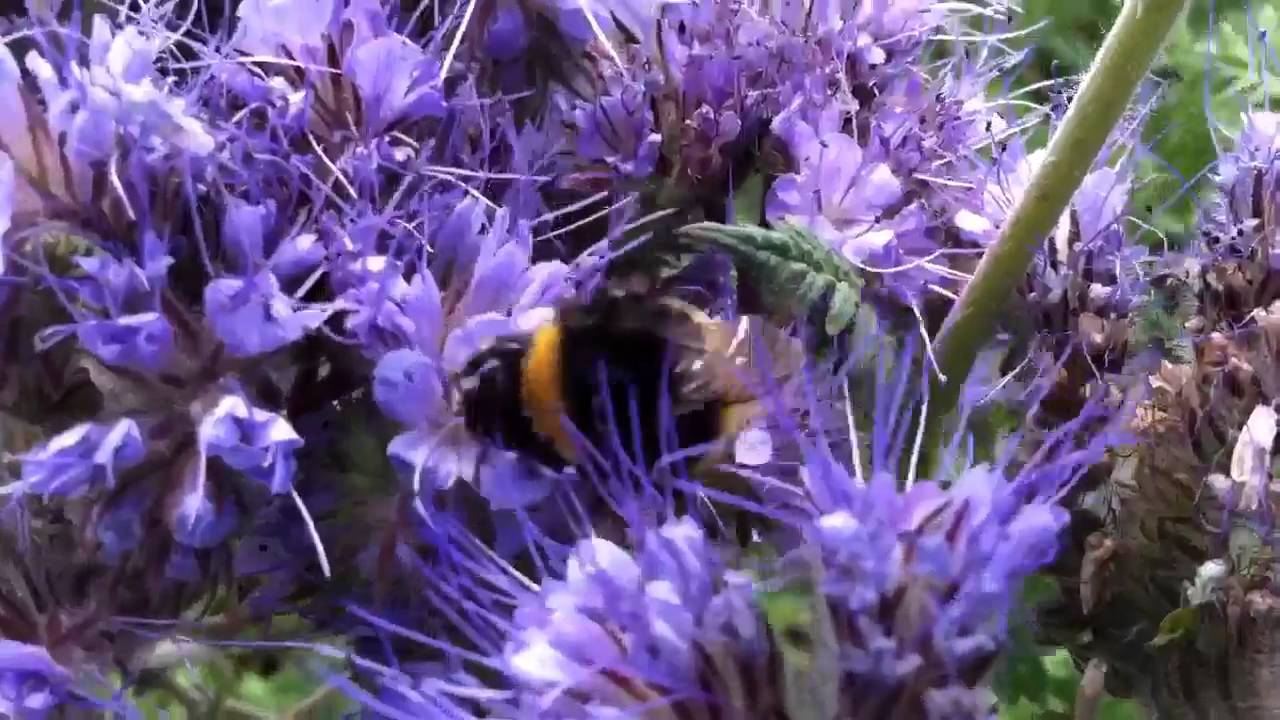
[659,298,806,408]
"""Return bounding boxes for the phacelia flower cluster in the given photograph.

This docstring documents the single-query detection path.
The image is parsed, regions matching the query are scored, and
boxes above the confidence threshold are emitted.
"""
[0,0,1144,715]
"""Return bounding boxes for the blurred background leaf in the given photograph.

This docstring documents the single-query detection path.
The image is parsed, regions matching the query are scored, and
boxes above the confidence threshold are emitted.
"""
[1013,0,1262,248]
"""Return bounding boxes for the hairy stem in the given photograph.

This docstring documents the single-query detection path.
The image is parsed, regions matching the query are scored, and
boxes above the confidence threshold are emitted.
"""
[924,0,1190,461]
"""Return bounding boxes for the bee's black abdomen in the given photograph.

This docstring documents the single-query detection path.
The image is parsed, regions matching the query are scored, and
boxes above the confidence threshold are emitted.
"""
[557,297,722,471]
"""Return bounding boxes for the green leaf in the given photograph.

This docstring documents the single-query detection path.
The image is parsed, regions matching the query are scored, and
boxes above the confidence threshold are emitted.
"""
[732,171,767,226]
[677,221,864,340]
[1148,605,1200,648]
[759,574,840,720]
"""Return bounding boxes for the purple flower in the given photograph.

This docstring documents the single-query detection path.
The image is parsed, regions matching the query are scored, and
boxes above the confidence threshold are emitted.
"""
[33,252,177,372]
[232,0,342,57]
[334,259,419,356]
[26,17,215,165]
[219,199,327,282]
[505,517,770,717]
[350,203,571,505]
[220,198,277,275]
[71,253,171,312]
[766,131,904,261]
[0,151,11,274]
[0,641,72,719]
[344,36,446,133]
[571,78,661,179]
[17,419,145,498]
[197,393,303,494]
[37,312,175,373]
[204,271,331,357]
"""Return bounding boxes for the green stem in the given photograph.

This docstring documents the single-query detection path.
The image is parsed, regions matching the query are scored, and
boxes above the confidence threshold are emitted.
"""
[923,0,1189,464]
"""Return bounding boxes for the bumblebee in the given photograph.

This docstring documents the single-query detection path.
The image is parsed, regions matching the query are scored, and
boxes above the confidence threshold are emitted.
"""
[455,267,803,475]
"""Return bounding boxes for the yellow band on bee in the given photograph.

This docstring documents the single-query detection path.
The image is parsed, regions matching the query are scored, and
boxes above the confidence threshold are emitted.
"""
[521,323,579,463]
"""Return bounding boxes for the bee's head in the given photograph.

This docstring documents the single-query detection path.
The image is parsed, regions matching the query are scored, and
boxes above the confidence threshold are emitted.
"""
[456,336,530,443]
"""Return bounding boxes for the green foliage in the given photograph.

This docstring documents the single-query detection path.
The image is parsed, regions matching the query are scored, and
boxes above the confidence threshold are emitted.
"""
[677,221,864,337]
[1149,605,1201,649]
[131,649,357,718]
[998,648,1144,720]
[758,563,841,720]
[1137,0,1262,243]
[1015,0,1262,248]
[995,578,1144,720]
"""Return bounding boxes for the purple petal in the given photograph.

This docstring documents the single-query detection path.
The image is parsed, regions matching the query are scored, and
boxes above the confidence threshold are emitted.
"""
[431,199,488,280]
[512,261,572,314]
[441,308,553,373]
[765,173,809,220]
[460,241,531,317]
[0,640,70,718]
[852,162,903,210]
[814,133,865,206]
[402,272,444,354]
[1073,167,1129,244]
[199,394,303,494]
[233,0,340,56]
[167,453,242,548]
[269,232,327,281]
[73,312,175,372]
[222,198,275,274]
[474,449,557,510]
[387,423,481,492]
[345,36,445,132]
[440,312,520,373]
[204,272,331,357]
[19,419,145,498]
[0,641,71,680]
[95,485,155,560]
[484,3,530,60]
[0,152,12,274]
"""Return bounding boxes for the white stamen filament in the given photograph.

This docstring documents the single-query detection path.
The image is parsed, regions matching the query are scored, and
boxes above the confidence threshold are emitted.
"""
[290,487,331,579]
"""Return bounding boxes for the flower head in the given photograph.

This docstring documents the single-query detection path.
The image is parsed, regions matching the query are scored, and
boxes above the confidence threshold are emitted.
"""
[505,517,775,717]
